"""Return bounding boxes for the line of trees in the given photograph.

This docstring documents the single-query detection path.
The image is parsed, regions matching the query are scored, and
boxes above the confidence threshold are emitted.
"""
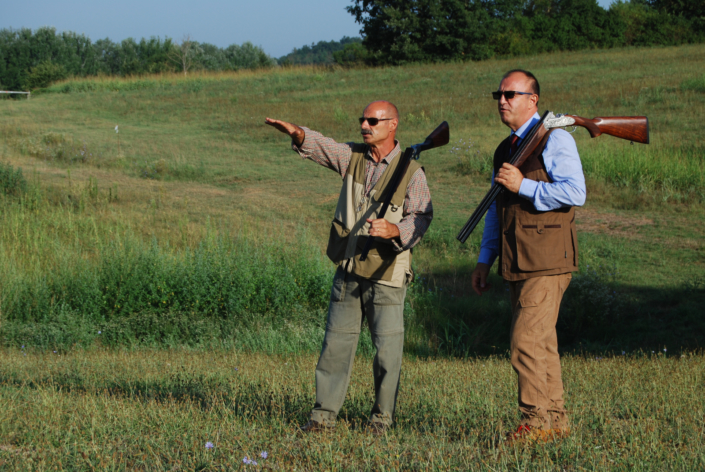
[338,0,704,65]
[0,28,276,91]
[278,37,363,65]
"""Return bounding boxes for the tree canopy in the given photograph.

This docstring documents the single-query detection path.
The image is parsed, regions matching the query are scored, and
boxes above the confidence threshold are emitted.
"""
[0,28,276,91]
[346,0,704,64]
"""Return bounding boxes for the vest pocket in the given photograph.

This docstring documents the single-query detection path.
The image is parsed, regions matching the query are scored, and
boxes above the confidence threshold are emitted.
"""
[353,235,397,281]
[326,219,350,264]
[515,219,567,272]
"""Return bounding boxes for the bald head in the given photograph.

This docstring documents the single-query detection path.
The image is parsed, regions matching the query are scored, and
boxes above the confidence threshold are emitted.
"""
[364,100,399,120]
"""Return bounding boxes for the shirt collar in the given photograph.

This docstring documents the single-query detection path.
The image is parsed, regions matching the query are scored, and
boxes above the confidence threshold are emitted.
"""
[512,112,541,140]
[367,140,402,164]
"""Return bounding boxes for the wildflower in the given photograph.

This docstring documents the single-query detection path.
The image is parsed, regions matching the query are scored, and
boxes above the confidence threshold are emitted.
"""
[663,348,667,353]
[53,351,57,353]
[622,351,626,355]
[234,367,238,371]
[21,345,25,349]
[261,451,268,459]
[205,441,214,449]
[115,125,119,134]
[98,331,102,334]
[243,456,252,464]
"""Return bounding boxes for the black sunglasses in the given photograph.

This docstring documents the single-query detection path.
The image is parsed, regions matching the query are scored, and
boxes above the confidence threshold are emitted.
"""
[492,90,534,100]
[359,117,394,126]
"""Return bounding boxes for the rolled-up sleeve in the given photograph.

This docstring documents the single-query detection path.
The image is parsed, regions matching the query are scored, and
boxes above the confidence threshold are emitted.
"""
[392,168,433,251]
[291,127,354,178]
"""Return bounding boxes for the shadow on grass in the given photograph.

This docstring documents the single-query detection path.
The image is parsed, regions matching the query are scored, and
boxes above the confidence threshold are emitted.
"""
[408,269,705,356]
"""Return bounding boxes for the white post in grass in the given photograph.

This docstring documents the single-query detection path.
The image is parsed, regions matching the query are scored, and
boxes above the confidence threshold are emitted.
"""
[115,125,120,155]
[0,91,31,99]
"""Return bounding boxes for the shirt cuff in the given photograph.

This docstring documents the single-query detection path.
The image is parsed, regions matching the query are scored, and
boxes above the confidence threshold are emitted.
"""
[290,129,310,156]
[478,248,497,266]
[518,178,538,200]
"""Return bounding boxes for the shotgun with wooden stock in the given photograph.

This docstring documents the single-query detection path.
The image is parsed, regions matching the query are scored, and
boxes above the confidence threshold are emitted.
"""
[359,121,450,262]
[456,112,649,244]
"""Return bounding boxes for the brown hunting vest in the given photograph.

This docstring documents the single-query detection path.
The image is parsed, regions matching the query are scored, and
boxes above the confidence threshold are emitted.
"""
[494,132,579,281]
[326,144,422,288]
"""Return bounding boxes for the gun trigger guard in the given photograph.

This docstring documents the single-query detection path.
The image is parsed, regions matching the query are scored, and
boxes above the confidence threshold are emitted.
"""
[566,126,577,134]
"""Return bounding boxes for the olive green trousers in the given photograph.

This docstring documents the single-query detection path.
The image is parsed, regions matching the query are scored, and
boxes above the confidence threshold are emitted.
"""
[310,267,406,427]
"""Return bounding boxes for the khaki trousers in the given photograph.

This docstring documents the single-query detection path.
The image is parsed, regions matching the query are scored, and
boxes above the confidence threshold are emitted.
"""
[310,267,406,427]
[509,273,571,430]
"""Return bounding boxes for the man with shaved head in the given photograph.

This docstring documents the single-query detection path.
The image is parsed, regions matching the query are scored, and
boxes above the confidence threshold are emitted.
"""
[471,70,586,441]
[266,100,433,435]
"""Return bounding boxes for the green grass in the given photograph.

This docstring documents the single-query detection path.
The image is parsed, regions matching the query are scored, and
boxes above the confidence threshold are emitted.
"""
[0,44,704,353]
[0,44,704,469]
[1,349,703,470]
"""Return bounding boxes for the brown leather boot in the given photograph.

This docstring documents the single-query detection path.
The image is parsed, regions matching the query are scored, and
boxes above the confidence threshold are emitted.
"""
[505,424,569,444]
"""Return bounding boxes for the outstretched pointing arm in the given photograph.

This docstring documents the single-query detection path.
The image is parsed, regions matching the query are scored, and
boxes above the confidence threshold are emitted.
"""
[265,117,305,146]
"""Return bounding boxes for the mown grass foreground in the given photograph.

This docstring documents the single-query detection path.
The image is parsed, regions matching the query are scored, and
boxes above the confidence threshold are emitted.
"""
[1,349,703,470]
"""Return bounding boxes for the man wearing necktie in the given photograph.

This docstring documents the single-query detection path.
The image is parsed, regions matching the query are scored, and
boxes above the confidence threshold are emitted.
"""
[471,70,586,440]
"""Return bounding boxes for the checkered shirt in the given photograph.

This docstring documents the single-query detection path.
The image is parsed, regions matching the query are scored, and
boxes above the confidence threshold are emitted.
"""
[292,127,433,251]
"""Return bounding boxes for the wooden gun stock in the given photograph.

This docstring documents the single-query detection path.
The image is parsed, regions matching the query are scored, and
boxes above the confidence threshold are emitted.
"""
[417,121,450,152]
[568,115,649,144]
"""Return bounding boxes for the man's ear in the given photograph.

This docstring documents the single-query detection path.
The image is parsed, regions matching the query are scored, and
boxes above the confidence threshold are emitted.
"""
[530,94,539,108]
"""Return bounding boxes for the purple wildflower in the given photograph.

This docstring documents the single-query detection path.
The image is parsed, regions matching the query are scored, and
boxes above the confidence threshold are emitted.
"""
[243,457,251,465]
[205,441,214,450]
[260,451,268,459]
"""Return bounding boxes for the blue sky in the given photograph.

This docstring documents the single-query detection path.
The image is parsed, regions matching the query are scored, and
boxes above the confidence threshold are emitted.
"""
[3,0,616,58]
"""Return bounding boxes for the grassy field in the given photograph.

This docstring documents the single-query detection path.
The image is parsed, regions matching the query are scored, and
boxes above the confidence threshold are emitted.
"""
[0,44,704,469]
[1,349,704,470]
[0,44,703,352]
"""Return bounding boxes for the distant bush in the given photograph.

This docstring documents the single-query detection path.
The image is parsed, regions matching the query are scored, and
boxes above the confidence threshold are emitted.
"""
[0,162,27,196]
[333,41,369,66]
[279,36,363,66]
[25,61,68,90]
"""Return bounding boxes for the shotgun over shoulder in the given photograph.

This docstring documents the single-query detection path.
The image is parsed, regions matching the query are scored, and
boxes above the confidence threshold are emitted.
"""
[563,115,649,144]
[417,121,450,152]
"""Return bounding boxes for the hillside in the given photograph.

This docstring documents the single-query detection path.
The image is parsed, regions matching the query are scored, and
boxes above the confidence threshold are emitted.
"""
[0,44,703,352]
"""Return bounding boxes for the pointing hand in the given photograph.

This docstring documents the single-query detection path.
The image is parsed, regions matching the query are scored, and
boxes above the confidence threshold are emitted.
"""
[265,118,305,146]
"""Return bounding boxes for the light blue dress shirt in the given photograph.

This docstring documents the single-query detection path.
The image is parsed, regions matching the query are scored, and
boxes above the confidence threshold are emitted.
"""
[478,112,587,266]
